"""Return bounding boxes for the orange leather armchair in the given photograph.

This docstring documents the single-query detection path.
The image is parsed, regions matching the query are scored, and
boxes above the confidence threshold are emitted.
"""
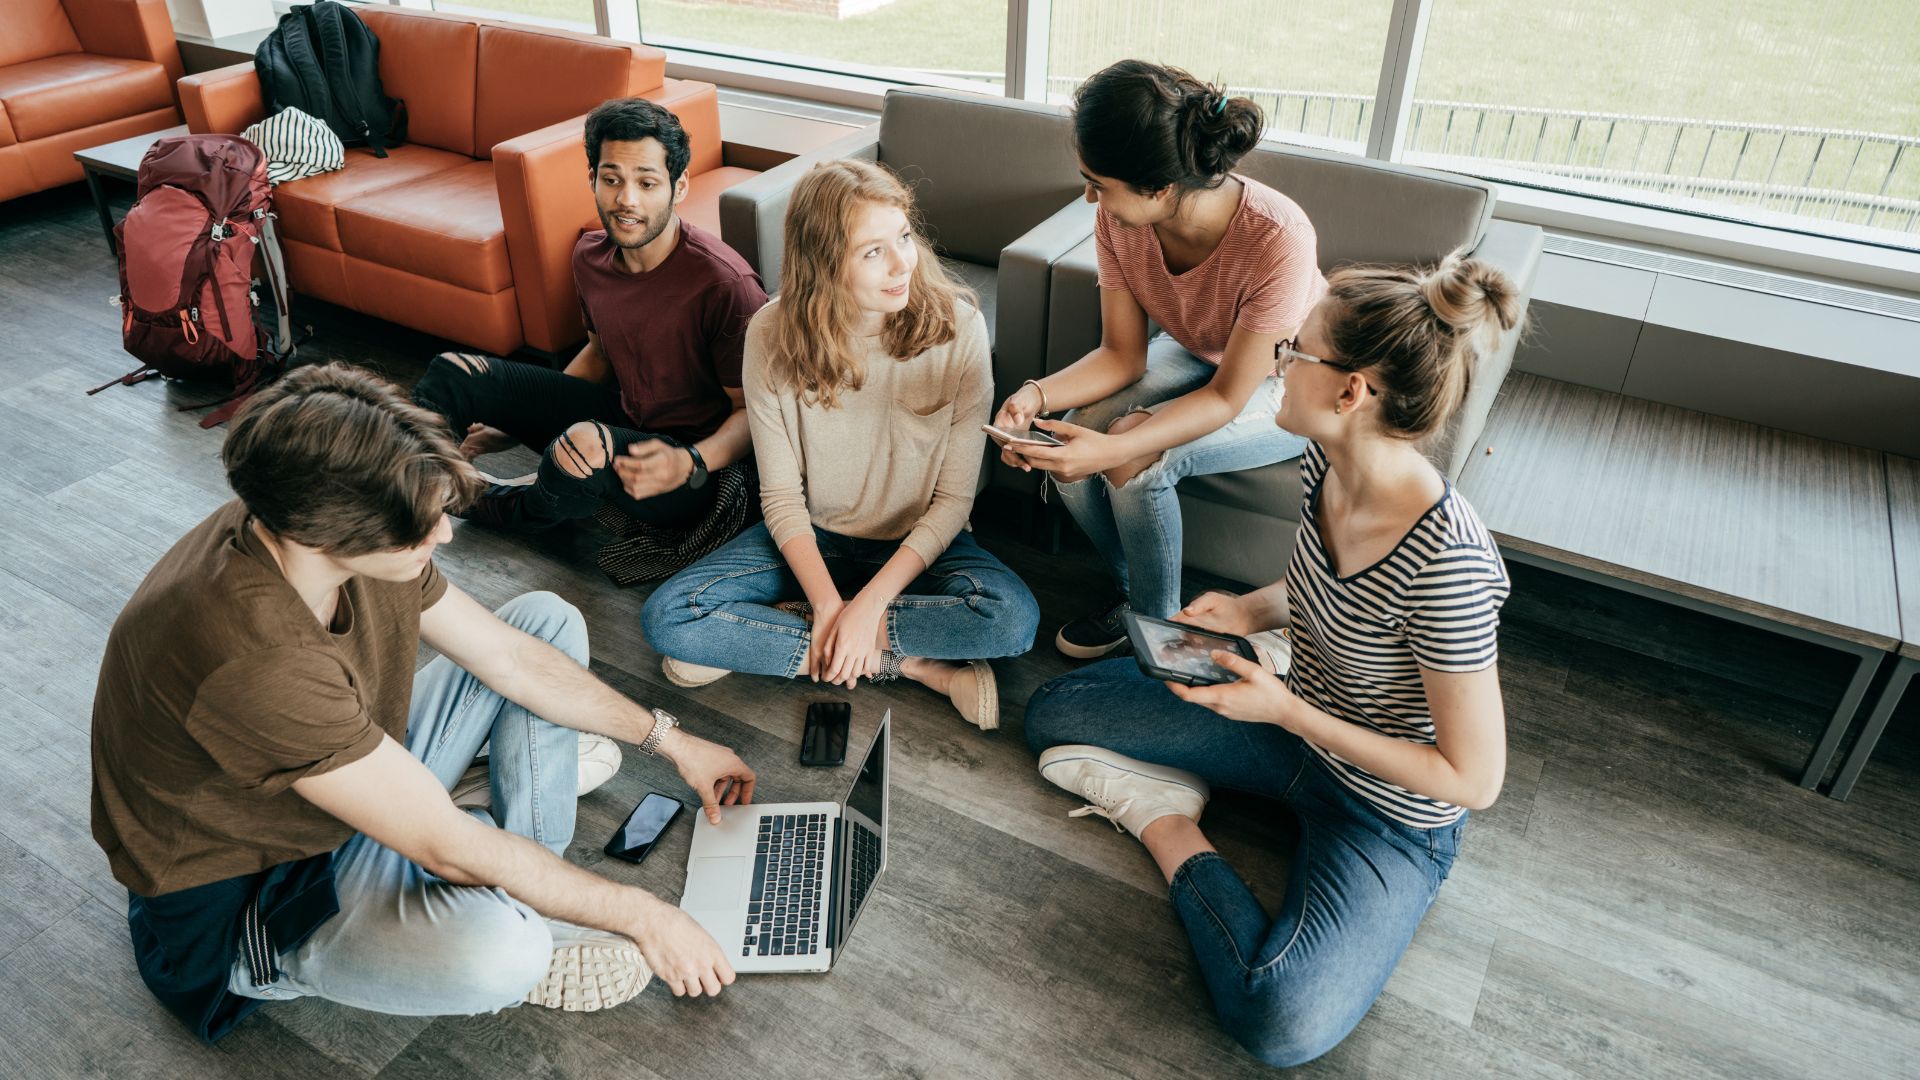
[179,7,757,356]
[0,0,182,203]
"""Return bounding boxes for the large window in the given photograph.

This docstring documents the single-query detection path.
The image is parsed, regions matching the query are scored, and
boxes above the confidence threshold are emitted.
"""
[428,0,599,32]
[1047,1,1395,153]
[405,0,1918,253]
[638,0,1007,91]
[1407,0,1918,246]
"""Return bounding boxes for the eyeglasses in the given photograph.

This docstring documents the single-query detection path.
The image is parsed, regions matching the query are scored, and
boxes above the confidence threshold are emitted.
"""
[1273,342,1378,395]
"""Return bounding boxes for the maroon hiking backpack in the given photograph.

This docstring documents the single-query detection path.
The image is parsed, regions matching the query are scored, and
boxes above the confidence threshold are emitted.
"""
[92,134,300,427]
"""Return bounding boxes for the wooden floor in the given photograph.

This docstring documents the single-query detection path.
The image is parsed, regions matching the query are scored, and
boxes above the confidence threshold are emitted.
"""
[2,185,1917,1079]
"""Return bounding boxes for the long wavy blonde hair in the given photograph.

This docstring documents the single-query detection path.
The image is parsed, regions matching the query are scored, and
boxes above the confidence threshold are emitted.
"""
[762,159,973,409]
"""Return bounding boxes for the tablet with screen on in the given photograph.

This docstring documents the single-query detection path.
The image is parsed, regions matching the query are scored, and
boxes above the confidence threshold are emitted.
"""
[1121,611,1258,687]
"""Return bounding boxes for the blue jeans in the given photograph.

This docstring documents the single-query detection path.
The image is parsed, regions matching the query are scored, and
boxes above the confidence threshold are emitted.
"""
[229,592,622,1015]
[642,523,1040,676]
[1024,659,1463,1068]
[1054,336,1307,617]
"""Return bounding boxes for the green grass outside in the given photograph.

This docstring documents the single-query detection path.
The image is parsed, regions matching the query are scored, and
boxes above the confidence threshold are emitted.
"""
[462,0,1917,134]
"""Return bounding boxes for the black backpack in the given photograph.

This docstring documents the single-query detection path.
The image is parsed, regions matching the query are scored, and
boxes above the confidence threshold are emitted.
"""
[254,1,407,158]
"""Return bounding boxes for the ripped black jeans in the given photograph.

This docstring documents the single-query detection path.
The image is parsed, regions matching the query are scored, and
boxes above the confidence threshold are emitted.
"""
[411,352,715,530]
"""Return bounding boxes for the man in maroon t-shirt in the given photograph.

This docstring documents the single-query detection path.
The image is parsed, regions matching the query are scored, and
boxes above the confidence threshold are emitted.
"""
[412,98,768,531]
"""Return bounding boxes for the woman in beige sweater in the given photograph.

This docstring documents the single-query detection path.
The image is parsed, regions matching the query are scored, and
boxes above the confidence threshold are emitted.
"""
[642,160,1039,729]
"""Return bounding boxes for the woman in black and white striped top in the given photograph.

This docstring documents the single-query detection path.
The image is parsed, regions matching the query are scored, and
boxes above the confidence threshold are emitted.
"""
[1282,436,1510,827]
[1025,254,1519,1069]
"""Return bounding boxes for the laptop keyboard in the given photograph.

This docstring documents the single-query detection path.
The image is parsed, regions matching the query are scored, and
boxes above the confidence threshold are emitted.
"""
[848,820,880,921]
[744,813,825,958]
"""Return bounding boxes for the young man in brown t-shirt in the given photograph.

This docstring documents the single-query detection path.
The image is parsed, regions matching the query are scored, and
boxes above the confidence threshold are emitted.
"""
[411,97,767,531]
[91,364,758,1041]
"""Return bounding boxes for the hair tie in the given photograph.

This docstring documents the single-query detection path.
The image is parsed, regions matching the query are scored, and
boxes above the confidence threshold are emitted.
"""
[1215,95,1228,115]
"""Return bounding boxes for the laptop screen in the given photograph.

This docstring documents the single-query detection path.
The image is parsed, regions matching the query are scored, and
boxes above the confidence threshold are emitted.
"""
[845,720,886,827]
[831,713,888,959]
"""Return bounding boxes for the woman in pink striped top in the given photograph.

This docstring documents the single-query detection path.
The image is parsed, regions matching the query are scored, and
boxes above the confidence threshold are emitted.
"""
[998,60,1327,656]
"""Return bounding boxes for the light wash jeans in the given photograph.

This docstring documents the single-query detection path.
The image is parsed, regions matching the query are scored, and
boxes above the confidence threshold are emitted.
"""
[641,523,1040,677]
[1024,659,1463,1068]
[1054,335,1307,617]
[229,591,622,1015]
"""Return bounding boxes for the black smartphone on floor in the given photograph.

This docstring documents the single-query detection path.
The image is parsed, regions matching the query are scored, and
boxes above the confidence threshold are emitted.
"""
[604,792,684,864]
[801,700,851,766]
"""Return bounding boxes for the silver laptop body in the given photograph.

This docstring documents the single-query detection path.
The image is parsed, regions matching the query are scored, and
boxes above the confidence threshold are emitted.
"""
[680,710,891,974]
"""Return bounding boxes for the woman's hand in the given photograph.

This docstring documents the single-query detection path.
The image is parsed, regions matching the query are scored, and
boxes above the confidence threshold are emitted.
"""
[816,594,886,689]
[1009,419,1121,483]
[993,382,1045,431]
[804,597,846,682]
[1168,651,1302,729]
[1176,591,1258,637]
[993,384,1046,471]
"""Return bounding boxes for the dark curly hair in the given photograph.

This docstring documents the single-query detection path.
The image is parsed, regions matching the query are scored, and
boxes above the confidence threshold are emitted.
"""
[1072,59,1265,195]
[585,97,691,185]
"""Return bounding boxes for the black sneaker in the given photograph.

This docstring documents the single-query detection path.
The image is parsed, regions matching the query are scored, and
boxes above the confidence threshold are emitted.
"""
[1055,597,1131,659]
[455,483,532,528]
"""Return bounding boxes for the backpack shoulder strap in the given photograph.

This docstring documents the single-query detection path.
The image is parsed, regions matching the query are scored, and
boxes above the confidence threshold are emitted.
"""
[255,211,297,362]
[334,3,401,155]
[308,1,383,156]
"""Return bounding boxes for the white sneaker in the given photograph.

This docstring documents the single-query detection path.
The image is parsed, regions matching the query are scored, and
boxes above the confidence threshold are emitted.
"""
[662,655,731,688]
[1037,745,1209,840]
[477,469,538,487]
[1247,628,1292,675]
[451,732,623,811]
[576,732,623,794]
[525,937,651,1012]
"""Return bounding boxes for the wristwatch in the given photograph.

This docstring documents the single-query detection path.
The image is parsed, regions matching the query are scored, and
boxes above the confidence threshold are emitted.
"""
[683,443,709,490]
[640,707,678,756]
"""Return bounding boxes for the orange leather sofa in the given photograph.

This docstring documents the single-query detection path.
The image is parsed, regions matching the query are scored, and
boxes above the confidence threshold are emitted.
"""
[0,0,182,203]
[179,7,757,356]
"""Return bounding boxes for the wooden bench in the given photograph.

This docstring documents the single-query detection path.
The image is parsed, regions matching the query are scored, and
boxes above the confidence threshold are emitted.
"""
[1824,454,1920,800]
[1456,373,1903,796]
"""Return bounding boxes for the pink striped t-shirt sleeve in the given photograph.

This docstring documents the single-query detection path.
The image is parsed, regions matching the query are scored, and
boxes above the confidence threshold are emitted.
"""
[1235,214,1324,337]
[1095,206,1126,291]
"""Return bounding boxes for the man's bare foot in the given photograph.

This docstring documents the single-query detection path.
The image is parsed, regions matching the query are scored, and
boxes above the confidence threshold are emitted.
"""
[459,422,517,460]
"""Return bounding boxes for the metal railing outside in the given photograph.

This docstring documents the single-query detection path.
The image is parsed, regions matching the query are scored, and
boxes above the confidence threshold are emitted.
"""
[1402,100,1918,236]
[1037,75,1919,237]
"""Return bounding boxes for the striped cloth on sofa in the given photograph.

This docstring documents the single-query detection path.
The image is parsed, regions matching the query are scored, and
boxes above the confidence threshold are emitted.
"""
[240,107,345,185]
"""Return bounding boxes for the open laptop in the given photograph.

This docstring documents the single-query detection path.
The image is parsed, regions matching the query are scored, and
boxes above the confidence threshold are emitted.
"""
[680,710,891,973]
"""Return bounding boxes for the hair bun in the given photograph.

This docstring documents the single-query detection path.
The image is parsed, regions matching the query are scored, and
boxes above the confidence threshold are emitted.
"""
[1074,60,1264,193]
[1178,83,1264,182]
[1184,88,1224,117]
[1420,254,1521,338]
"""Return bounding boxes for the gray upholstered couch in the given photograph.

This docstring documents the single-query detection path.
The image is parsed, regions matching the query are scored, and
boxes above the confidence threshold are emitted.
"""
[720,88,1544,588]
[718,87,1095,422]
[1042,144,1544,586]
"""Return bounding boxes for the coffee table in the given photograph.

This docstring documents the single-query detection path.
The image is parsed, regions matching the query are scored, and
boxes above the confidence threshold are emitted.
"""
[73,123,190,258]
